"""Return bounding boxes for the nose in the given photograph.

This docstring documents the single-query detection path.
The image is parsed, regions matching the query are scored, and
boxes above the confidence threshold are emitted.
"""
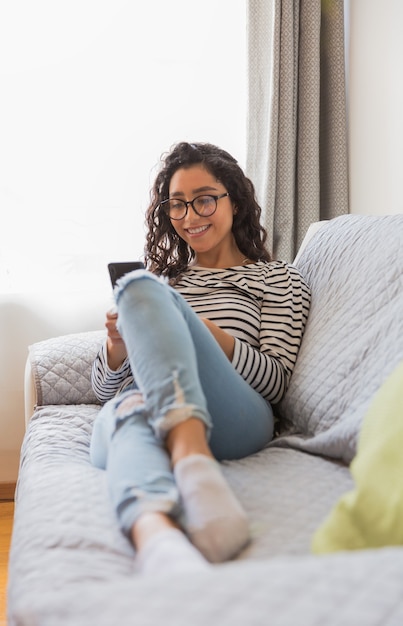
[183,202,200,221]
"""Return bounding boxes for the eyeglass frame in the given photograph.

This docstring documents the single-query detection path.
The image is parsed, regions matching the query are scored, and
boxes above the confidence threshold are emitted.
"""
[159,192,230,220]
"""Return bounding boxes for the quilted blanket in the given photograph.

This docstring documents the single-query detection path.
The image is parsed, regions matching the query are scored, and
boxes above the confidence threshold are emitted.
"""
[7,214,403,625]
[11,402,403,626]
[276,214,403,462]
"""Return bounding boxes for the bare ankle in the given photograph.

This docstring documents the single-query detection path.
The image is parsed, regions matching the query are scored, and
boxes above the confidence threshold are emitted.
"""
[131,512,179,551]
[166,418,213,466]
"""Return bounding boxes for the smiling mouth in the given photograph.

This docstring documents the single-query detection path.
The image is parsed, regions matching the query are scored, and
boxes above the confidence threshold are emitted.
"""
[186,225,211,235]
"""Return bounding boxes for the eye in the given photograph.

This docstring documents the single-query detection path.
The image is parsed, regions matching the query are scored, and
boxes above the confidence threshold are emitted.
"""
[198,196,213,206]
[195,195,215,210]
[170,200,185,210]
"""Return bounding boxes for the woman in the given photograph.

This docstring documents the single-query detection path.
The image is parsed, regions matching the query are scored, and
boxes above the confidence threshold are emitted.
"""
[90,142,311,574]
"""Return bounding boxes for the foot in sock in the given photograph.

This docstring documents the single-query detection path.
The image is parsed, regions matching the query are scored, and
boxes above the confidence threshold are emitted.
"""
[136,527,210,575]
[174,454,250,563]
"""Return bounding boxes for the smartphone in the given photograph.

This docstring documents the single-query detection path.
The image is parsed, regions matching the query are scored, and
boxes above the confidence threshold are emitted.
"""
[108,261,145,288]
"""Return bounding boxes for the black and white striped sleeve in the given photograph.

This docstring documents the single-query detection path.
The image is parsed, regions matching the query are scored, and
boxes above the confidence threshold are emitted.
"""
[91,341,134,404]
[231,263,310,404]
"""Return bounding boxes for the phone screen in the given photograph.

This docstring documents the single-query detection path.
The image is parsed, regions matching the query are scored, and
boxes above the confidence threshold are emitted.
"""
[108,261,145,287]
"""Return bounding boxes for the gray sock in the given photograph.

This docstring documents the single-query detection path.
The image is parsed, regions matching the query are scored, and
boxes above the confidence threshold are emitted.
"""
[174,454,250,563]
[137,528,210,575]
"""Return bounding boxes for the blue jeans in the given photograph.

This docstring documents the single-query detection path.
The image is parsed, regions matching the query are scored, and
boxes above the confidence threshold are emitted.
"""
[90,270,273,535]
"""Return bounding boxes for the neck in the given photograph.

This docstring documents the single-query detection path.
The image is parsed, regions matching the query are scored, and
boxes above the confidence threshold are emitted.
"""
[194,251,250,269]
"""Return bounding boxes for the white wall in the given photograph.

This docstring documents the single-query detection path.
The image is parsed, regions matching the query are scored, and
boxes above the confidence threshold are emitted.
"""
[348,0,403,216]
[0,1,247,482]
[0,288,112,478]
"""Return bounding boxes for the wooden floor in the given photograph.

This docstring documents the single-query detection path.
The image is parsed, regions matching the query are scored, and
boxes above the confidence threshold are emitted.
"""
[0,501,14,626]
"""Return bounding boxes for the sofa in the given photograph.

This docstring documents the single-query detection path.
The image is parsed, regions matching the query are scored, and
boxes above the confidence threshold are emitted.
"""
[7,214,403,625]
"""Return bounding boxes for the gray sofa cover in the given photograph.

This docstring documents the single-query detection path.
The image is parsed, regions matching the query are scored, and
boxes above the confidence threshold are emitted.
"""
[7,214,403,625]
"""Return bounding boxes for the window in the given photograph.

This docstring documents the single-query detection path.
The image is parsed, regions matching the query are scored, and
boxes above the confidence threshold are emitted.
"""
[0,0,247,294]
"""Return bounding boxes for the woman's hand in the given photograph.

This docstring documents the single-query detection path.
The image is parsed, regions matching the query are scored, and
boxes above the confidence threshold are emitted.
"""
[201,318,235,361]
[105,308,128,370]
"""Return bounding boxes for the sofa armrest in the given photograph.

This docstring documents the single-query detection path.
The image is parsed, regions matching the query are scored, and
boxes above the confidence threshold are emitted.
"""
[26,330,105,419]
[24,358,37,427]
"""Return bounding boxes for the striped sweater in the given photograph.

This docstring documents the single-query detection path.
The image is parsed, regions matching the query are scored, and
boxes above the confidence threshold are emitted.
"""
[91,261,311,405]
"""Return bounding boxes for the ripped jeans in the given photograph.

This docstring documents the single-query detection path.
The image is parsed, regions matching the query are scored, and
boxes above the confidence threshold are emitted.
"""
[90,270,273,535]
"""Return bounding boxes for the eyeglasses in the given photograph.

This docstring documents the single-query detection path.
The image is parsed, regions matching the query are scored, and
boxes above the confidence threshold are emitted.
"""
[160,193,229,220]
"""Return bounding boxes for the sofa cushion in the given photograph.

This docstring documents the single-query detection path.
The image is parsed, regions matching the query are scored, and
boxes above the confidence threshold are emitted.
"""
[311,359,403,552]
[275,214,403,463]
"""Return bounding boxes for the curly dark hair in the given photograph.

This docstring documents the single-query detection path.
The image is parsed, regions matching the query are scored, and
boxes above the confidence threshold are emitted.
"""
[144,142,271,280]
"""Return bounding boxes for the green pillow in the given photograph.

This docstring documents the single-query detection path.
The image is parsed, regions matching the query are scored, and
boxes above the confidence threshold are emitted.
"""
[312,360,403,553]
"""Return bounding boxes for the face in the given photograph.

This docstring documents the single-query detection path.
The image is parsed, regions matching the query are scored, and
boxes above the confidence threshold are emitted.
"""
[168,165,236,259]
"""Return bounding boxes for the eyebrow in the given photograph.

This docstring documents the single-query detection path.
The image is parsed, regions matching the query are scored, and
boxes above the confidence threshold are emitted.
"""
[170,185,219,198]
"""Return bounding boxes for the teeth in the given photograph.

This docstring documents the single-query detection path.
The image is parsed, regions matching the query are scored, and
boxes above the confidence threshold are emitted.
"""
[187,225,209,234]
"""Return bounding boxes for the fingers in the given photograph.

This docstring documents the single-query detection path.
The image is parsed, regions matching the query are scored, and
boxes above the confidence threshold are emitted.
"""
[104,307,128,369]
[105,308,123,343]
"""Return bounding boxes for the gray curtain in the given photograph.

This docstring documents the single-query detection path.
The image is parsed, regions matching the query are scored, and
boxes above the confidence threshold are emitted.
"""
[247,0,349,262]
